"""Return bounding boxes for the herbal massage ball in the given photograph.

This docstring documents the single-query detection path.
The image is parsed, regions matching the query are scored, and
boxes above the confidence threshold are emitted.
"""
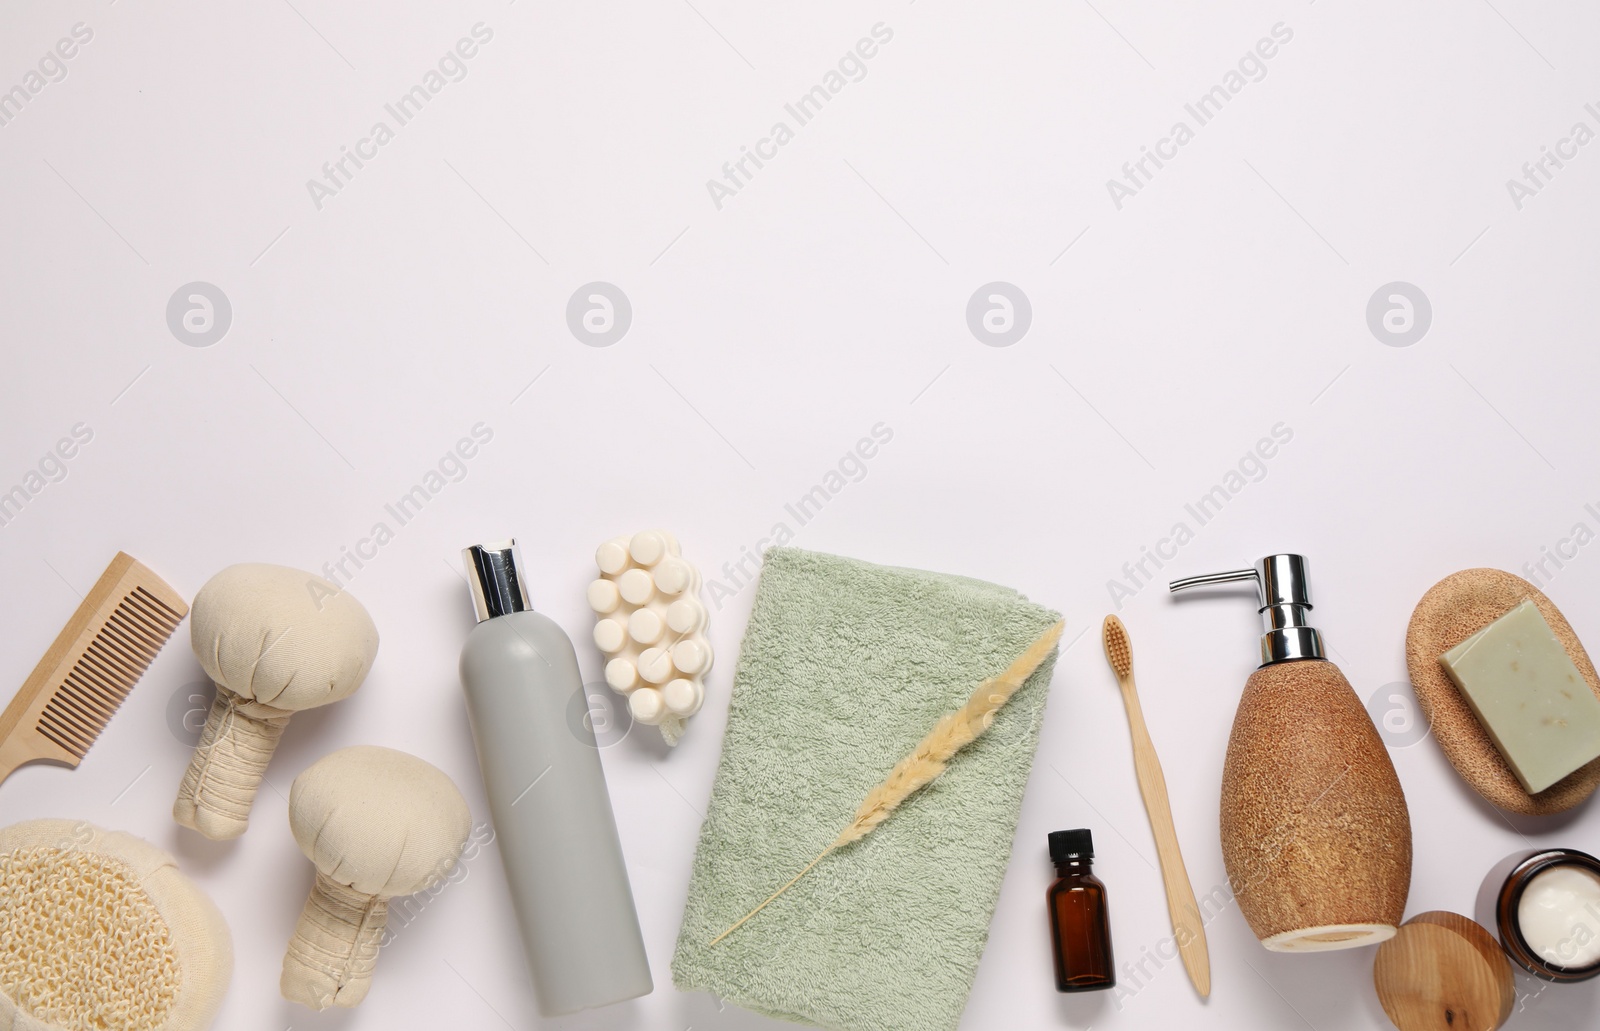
[173,564,379,840]
[281,746,471,1009]
[0,819,232,1031]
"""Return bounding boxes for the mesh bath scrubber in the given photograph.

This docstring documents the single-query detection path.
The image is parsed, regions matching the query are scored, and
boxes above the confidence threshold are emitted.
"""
[0,819,232,1031]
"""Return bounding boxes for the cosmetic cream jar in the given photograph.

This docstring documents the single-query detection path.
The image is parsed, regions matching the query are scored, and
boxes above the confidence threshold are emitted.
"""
[1494,849,1600,982]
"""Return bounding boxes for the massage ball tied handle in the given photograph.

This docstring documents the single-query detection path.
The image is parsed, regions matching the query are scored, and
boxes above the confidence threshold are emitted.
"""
[174,564,379,840]
[282,746,472,1009]
[1170,555,1412,952]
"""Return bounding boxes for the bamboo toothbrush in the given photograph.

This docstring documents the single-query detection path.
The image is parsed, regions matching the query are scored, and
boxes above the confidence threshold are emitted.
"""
[1102,614,1211,998]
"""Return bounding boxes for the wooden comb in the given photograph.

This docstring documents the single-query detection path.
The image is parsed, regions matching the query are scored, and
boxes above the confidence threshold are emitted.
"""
[0,552,187,786]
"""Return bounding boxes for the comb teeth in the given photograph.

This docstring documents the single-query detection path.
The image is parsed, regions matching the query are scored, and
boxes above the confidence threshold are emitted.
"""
[34,587,183,757]
[1102,616,1133,678]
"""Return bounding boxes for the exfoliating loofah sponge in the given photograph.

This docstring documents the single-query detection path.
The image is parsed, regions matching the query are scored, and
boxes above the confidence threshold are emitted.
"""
[0,819,232,1031]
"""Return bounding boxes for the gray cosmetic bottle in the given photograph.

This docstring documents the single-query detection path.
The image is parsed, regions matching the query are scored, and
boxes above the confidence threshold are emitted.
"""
[459,540,653,1015]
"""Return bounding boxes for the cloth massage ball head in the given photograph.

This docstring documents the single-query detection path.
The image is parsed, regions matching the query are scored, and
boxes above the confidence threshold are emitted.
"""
[281,746,472,1009]
[0,818,232,1031]
[174,564,379,840]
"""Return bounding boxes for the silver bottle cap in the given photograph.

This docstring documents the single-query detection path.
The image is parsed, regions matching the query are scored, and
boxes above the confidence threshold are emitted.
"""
[463,539,531,622]
[1169,553,1326,665]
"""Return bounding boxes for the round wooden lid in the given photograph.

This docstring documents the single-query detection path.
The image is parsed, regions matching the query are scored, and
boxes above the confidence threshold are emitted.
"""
[1405,568,1600,815]
[1374,911,1514,1031]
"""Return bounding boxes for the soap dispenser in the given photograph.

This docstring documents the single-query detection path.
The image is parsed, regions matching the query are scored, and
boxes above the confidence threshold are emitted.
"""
[1170,554,1411,953]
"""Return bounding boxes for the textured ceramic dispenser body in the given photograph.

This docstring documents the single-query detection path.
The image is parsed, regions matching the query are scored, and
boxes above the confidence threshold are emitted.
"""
[459,542,653,1015]
[1223,659,1411,950]
[1173,555,1412,952]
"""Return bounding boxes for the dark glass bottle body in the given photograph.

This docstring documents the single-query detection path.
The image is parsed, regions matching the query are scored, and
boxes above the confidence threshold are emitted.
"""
[1048,856,1115,992]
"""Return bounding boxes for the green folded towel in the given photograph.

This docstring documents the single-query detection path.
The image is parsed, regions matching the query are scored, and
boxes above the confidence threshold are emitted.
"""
[672,547,1062,1031]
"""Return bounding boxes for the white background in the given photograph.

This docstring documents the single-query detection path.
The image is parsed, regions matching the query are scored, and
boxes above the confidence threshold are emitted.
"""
[2,1,1599,1028]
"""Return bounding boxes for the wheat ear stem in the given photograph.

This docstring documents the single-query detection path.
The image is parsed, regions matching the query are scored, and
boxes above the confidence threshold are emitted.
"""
[708,619,1063,946]
[707,846,838,947]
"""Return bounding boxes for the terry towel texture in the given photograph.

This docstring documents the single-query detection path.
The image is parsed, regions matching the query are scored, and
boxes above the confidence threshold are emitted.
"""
[672,547,1062,1031]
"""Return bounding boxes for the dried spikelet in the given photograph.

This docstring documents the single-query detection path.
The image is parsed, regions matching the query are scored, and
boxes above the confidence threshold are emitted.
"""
[709,619,1064,946]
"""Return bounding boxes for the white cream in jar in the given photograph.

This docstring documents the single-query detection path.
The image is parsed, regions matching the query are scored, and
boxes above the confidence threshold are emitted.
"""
[1517,864,1600,969]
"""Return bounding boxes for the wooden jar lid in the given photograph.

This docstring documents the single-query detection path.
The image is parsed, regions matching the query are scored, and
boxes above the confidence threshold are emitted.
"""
[1406,568,1600,815]
[1374,911,1514,1031]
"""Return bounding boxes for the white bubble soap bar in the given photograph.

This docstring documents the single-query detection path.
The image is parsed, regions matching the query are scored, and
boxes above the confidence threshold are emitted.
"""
[588,530,712,746]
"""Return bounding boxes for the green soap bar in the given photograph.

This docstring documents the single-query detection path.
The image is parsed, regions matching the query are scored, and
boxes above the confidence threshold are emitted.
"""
[1441,599,1600,794]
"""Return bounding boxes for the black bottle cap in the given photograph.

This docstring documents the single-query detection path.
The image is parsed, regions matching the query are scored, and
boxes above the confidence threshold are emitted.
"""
[1049,828,1094,863]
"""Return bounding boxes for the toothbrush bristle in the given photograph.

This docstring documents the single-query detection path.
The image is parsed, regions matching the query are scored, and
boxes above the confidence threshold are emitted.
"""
[1102,616,1133,678]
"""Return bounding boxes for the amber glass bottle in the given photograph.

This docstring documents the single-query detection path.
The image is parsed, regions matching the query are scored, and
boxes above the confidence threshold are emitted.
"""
[1047,828,1115,992]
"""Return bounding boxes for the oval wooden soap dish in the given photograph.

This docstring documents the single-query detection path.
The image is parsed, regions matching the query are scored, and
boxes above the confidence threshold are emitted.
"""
[1406,568,1600,816]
